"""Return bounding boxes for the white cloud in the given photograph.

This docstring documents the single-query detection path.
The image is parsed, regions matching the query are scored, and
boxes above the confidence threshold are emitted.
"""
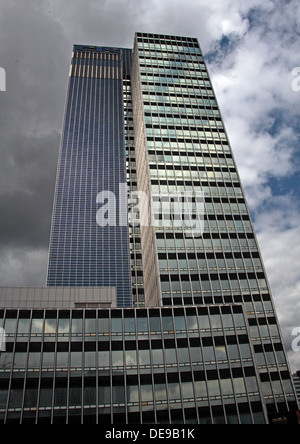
[0,248,48,287]
[209,22,299,207]
[255,196,300,372]
[201,1,300,373]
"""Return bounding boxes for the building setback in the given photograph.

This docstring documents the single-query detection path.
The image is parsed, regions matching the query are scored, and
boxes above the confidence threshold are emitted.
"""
[0,33,298,424]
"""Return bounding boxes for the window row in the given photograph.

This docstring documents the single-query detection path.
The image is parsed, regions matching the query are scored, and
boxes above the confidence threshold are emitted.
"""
[1,340,253,372]
[0,306,246,334]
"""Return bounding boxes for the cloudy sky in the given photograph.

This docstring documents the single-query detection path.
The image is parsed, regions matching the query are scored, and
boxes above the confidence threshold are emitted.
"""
[0,0,299,369]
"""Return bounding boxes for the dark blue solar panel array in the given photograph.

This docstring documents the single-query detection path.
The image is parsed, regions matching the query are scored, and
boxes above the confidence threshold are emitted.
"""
[47,47,132,307]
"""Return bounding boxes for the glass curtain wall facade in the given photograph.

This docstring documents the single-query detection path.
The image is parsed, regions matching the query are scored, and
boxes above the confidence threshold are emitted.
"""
[0,306,269,424]
[130,33,298,421]
[47,45,132,307]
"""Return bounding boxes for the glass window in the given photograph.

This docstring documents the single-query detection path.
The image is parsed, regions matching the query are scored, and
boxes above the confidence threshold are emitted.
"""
[139,349,151,366]
[272,380,284,396]
[152,349,164,365]
[239,343,252,360]
[0,390,8,409]
[42,352,55,369]
[165,348,177,364]
[190,346,203,363]
[112,350,123,367]
[44,319,56,334]
[28,352,41,369]
[178,347,190,364]
[14,353,27,369]
[113,386,125,404]
[194,380,207,399]
[186,315,198,330]
[220,379,234,396]
[137,317,148,333]
[182,381,194,399]
[207,380,220,397]
[150,317,161,332]
[125,317,136,333]
[168,382,181,400]
[141,385,153,402]
[266,351,276,366]
[250,325,259,338]
[282,380,294,394]
[31,319,44,334]
[18,318,30,335]
[211,314,222,329]
[0,352,12,370]
[72,319,83,334]
[85,351,96,368]
[155,384,167,401]
[70,387,82,406]
[276,351,287,365]
[259,324,269,337]
[220,279,230,291]
[126,350,137,366]
[161,281,171,293]
[5,319,17,335]
[171,281,181,292]
[269,324,279,337]
[58,318,70,335]
[111,318,122,334]
[215,346,228,361]
[203,346,215,362]
[99,386,111,405]
[174,316,186,331]
[85,318,96,334]
[71,351,83,368]
[54,387,67,407]
[228,344,240,361]
[245,377,258,393]
[222,313,233,328]
[9,389,23,409]
[233,378,246,394]
[233,313,245,328]
[24,388,38,409]
[84,387,96,406]
[240,279,249,290]
[162,316,174,332]
[128,385,139,403]
[39,388,53,408]
[181,281,191,292]
[198,315,210,330]
[256,352,266,366]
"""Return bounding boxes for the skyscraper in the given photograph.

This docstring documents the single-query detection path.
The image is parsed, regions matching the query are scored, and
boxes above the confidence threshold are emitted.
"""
[0,33,298,425]
[47,45,133,307]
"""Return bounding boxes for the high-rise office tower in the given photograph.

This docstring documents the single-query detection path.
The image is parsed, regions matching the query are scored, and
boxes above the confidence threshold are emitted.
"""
[47,46,133,307]
[0,33,298,425]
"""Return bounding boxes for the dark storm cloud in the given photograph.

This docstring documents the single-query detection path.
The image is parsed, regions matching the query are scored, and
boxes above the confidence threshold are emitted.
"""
[0,0,155,257]
[0,131,59,249]
[0,0,70,282]
[0,0,149,285]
